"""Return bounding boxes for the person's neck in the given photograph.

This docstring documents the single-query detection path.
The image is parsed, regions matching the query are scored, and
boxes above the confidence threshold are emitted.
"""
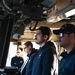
[40,41,47,47]
[28,50,32,55]
[17,55,20,57]
[66,44,75,54]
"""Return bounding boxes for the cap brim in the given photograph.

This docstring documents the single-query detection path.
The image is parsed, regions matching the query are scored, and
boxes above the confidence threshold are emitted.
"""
[53,30,60,35]
[53,29,65,35]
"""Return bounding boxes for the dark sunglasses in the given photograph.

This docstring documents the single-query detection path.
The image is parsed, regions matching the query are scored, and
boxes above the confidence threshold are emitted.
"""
[19,48,23,51]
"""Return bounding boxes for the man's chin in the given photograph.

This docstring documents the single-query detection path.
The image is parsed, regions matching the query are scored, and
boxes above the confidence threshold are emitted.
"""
[35,40,37,43]
[35,41,39,44]
[60,43,64,47]
[35,41,38,44]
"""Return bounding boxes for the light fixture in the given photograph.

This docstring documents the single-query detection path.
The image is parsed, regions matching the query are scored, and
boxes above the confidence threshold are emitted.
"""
[65,9,75,17]
[47,0,75,23]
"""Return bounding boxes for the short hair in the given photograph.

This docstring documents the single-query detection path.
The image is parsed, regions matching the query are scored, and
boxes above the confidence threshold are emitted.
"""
[24,41,33,48]
[37,26,51,37]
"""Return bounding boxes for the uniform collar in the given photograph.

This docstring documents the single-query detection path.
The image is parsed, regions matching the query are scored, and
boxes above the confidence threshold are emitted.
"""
[27,48,37,57]
[39,41,55,51]
[61,48,75,58]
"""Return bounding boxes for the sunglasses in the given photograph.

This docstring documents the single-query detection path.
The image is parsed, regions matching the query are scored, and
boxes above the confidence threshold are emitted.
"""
[59,32,71,38]
[19,48,23,51]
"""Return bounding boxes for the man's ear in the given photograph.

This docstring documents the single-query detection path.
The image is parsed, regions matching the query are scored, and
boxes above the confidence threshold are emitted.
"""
[29,45,32,49]
[70,33,75,38]
[44,35,48,40]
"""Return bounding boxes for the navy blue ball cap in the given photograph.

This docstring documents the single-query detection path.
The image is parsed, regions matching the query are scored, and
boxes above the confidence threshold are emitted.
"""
[53,23,75,35]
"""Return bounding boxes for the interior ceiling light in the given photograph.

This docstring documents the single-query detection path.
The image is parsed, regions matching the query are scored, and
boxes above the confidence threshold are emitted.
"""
[65,9,75,17]
[47,0,75,23]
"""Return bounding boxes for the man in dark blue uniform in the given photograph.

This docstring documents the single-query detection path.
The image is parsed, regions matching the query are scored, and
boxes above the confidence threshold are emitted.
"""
[20,41,37,75]
[31,26,58,75]
[53,23,75,75]
[11,48,24,69]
